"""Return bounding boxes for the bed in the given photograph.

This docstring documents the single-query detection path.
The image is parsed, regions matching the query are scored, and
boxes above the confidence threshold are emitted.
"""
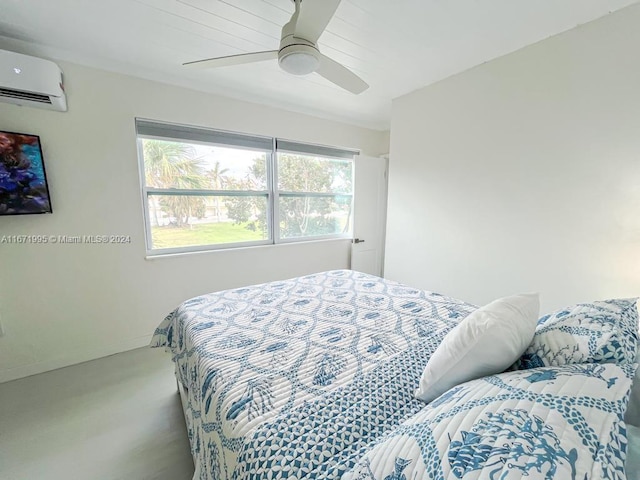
[152,270,640,480]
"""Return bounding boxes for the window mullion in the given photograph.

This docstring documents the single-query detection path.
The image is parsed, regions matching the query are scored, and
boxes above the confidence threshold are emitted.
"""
[277,192,352,198]
[146,188,268,197]
[270,138,279,245]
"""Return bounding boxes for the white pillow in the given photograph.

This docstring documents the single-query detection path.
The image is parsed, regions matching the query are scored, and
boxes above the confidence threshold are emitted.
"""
[415,293,539,403]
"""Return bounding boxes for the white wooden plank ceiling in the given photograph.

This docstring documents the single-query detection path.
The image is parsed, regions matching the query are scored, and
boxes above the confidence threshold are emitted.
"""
[0,0,637,129]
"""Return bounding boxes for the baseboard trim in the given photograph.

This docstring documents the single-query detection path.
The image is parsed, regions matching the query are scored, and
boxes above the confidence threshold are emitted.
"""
[0,334,154,384]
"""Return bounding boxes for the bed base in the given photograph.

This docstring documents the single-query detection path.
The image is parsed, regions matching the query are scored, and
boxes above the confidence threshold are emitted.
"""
[175,368,200,479]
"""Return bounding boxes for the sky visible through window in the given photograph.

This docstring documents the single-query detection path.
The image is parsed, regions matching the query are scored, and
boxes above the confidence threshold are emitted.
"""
[190,143,267,190]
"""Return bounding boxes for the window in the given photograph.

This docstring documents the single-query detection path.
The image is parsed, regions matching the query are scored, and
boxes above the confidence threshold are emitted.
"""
[136,120,356,254]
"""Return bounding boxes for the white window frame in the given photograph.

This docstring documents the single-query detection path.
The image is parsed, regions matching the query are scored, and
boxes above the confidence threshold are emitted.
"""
[136,119,357,256]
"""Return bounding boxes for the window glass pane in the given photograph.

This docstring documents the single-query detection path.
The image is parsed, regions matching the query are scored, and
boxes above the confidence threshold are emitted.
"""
[279,195,352,239]
[148,194,268,249]
[141,138,268,190]
[277,153,352,194]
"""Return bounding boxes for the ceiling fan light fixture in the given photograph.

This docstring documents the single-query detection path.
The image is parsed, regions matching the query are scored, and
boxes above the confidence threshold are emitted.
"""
[278,44,320,75]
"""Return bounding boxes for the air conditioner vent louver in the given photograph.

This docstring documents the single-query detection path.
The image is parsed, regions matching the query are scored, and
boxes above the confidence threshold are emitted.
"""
[0,87,52,104]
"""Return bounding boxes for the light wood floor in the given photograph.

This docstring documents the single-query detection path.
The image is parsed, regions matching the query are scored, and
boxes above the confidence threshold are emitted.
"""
[0,347,194,480]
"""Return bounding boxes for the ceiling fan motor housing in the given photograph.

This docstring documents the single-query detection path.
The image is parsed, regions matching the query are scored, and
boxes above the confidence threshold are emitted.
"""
[278,39,320,76]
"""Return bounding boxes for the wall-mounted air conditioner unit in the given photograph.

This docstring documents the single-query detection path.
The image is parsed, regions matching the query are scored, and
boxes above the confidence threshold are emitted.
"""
[0,49,67,112]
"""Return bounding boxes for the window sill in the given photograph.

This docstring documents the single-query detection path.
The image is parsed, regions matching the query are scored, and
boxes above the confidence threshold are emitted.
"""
[144,236,352,260]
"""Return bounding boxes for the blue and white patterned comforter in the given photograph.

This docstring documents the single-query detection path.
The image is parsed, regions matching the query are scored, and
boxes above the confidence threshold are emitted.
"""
[151,270,476,479]
[342,363,637,480]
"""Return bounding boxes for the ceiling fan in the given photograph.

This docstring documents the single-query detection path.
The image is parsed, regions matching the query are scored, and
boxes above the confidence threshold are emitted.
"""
[183,0,369,94]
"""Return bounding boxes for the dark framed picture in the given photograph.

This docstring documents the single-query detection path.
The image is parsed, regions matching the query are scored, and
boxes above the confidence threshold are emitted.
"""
[0,130,52,215]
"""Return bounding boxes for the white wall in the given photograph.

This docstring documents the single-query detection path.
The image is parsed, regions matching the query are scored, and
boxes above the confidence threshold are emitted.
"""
[385,5,640,313]
[0,61,389,383]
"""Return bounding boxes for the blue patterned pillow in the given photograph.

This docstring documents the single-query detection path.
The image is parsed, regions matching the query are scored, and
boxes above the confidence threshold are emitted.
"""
[514,299,639,369]
[342,363,637,480]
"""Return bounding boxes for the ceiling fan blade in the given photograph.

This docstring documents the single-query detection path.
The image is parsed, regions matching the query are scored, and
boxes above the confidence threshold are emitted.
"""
[294,0,342,43]
[316,54,369,94]
[183,50,278,69]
